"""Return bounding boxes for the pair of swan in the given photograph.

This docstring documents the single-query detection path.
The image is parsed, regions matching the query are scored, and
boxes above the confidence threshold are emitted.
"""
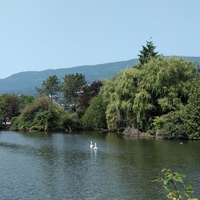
[90,141,98,150]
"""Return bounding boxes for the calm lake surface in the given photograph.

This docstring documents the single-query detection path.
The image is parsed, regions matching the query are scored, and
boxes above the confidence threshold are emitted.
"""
[0,131,199,200]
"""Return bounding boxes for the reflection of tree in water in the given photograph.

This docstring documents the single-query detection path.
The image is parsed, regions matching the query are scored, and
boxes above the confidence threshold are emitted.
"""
[1,131,200,199]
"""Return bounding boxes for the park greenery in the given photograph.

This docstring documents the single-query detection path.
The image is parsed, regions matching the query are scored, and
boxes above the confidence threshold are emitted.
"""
[1,41,200,139]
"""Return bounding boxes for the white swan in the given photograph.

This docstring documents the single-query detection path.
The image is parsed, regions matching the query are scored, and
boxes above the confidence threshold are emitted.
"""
[93,143,98,150]
[90,141,93,148]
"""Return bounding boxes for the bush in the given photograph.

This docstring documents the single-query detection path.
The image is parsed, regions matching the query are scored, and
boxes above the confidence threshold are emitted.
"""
[154,168,197,200]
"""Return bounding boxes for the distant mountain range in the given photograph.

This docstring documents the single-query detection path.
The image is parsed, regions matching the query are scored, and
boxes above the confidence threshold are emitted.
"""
[0,56,199,95]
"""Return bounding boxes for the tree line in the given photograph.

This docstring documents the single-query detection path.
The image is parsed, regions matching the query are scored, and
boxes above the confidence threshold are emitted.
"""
[1,41,200,139]
[81,41,200,139]
[0,73,102,132]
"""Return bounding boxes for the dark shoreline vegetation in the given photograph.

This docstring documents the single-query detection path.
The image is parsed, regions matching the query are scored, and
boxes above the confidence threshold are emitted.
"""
[1,41,200,140]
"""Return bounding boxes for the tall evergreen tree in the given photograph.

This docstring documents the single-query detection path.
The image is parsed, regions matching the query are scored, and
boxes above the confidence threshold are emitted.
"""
[36,75,60,109]
[138,40,159,65]
[61,73,87,109]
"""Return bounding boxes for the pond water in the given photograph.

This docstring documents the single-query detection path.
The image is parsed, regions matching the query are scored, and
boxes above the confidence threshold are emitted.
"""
[0,131,199,200]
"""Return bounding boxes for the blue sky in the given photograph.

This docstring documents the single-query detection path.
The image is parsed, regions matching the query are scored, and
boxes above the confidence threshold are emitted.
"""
[0,0,199,79]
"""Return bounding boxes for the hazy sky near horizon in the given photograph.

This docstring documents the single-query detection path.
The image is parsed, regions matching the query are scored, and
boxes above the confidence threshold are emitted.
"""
[0,0,199,79]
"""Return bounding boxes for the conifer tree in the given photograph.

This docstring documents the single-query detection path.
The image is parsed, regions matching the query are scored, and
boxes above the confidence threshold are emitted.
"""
[138,40,159,65]
[36,75,60,109]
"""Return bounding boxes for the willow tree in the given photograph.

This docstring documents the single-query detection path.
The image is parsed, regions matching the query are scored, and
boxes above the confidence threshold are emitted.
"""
[142,57,200,137]
[99,78,121,130]
[114,68,140,127]
[98,56,199,134]
[183,79,200,139]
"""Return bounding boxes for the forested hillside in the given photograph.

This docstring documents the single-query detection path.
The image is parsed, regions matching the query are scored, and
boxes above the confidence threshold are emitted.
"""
[0,59,137,95]
[0,56,199,95]
[2,41,200,139]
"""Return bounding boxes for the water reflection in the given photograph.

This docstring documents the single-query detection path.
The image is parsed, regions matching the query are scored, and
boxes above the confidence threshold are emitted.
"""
[0,131,200,199]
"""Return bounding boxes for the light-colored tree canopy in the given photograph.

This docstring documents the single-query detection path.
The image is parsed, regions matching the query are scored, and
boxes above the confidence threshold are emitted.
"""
[85,56,200,139]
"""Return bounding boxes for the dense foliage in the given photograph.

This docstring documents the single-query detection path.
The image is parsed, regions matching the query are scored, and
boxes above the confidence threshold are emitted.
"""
[61,73,87,108]
[81,94,107,129]
[2,41,200,139]
[10,96,80,132]
[0,94,20,119]
[36,75,60,109]
[0,94,34,120]
[8,74,102,132]
[82,56,200,139]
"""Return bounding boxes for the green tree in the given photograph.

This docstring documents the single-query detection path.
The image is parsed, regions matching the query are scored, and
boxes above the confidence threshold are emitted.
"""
[77,80,103,111]
[151,57,200,139]
[11,95,82,132]
[95,56,199,137]
[138,40,159,65]
[81,94,107,130]
[60,112,81,132]
[99,77,122,130]
[11,96,63,131]
[61,73,87,110]
[36,75,60,109]
[0,94,20,119]
[181,79,200,139]
[154,169,196,200]
[18,94,35,112]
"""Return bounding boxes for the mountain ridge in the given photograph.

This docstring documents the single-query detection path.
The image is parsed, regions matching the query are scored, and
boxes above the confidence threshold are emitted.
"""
[0,56,199,95]
[0,59,138,95]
